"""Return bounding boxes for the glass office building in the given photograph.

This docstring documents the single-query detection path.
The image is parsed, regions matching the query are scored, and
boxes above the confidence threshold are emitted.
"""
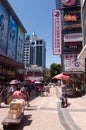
[24,33,46,68]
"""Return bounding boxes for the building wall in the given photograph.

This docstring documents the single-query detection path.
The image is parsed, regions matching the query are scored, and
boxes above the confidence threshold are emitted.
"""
[55,0,84,72]
[0,0,26,63]
[82,1,86,45]
[0,0,26,81]
[24,33,46,68]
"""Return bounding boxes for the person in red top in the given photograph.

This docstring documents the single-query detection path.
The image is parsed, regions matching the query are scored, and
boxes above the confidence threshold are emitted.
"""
[38,84,42,96]
[12,86,24,99]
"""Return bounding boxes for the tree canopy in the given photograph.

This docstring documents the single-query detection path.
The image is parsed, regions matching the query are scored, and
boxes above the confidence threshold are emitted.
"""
[50,63,62,77]
[44,63,62,82]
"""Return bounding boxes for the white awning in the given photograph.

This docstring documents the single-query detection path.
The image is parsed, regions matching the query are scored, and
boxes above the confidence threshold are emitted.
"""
[78,45,86,59]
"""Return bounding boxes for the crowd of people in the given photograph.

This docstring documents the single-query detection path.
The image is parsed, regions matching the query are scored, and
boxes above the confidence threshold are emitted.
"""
[35,82,51,96]
[0,81,51,107]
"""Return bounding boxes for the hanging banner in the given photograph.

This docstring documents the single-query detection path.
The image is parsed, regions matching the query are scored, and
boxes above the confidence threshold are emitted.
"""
[52,9,62,55]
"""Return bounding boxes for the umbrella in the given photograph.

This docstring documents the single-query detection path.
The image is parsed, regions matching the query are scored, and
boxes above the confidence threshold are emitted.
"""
[9,79,20,85]
[52,73,70,80]
[35,80,42,84]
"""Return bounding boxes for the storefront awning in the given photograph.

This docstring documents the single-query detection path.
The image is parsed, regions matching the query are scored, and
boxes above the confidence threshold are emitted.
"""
[0,54,24,68]
[78,45,86,59]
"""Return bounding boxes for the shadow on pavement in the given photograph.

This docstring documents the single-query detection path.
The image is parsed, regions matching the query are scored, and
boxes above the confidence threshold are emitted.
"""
[3,114,32,130]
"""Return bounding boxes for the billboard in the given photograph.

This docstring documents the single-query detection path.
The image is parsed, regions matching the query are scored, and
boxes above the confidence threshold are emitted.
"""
[52,9,62,55]
[63,8,81,31]
[0,1,9,55]
[16,26,24,63]
[64,54,85,72]
[64,33,83,42]
[7,15,18,60]
[61,0,80,7]
[63,41,82,54]
[61,0,76,6]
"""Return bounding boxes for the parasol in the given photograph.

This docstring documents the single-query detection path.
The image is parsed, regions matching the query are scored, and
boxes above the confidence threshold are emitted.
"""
[52,73,70,80]
[9,79,20,85]
[35,80,42,84]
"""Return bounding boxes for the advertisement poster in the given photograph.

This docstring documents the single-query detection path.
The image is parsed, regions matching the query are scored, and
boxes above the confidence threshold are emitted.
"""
[61,0,80,7]
[61,0,76,6]
[63,41,82,54]
[7,15,18,60]
[64,33,83,42]
[64,54,85,72]
[0,1,9,55]
[16,26,24,63]
[63,8,81,31]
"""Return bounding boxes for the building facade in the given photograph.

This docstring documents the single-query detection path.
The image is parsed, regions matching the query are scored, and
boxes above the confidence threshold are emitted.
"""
[78,0,86,59]
[53,0,86,90]
[23,33,46,81]
[0,0,26,82]
[24,65,44,81]
[23,35,30,67]
[24,32,46,68]
[55,0,83,73]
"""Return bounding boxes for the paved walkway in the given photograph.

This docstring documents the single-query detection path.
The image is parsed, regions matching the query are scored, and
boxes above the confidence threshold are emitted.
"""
[25,87,64,130]
[0,86,86,130]
[28,86,86,130]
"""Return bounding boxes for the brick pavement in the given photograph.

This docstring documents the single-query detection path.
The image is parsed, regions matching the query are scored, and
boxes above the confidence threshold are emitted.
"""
[56,87,86,130]
[0,86,86,130]
[26,86,86,130]
[25,87,64,130]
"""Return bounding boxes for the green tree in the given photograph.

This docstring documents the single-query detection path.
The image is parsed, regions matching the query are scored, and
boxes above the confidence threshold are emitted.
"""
[50,63,62,78]
[43,63,62,82]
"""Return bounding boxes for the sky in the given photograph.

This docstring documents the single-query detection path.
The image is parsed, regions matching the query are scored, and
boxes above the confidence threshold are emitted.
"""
[8,0,61,68]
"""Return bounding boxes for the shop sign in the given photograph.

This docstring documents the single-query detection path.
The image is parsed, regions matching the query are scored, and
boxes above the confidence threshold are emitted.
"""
[52,9,62,55]
[61,0,80,7]
[64,33,83,42]
[64,14,78,22]
[64,54,85,72]
[63,41,82,54]
[61,0,76,6]
[63,8,81,31]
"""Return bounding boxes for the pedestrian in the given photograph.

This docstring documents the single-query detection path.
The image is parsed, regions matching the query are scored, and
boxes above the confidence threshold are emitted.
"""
[43,83,50,96]
[8,84,16,96]
[20,84,30,107]
[28,85,31,97]
[0,84,7,102]
[35,84,39,96]
[38,84,42,96]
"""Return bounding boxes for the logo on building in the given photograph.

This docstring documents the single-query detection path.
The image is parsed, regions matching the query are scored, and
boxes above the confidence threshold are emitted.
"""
[61,0,76,6]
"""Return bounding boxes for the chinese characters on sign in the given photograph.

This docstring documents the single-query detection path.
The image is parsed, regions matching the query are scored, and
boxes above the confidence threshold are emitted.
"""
[52,9,61,55]
[64,33,83,42]
[64,54,85,72]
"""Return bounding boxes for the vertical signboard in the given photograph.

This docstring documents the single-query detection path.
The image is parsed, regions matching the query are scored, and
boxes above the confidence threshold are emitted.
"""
[52,9,62,55]
[16,26,24,63]
[7,15,18,60]
[0,1,9,55]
